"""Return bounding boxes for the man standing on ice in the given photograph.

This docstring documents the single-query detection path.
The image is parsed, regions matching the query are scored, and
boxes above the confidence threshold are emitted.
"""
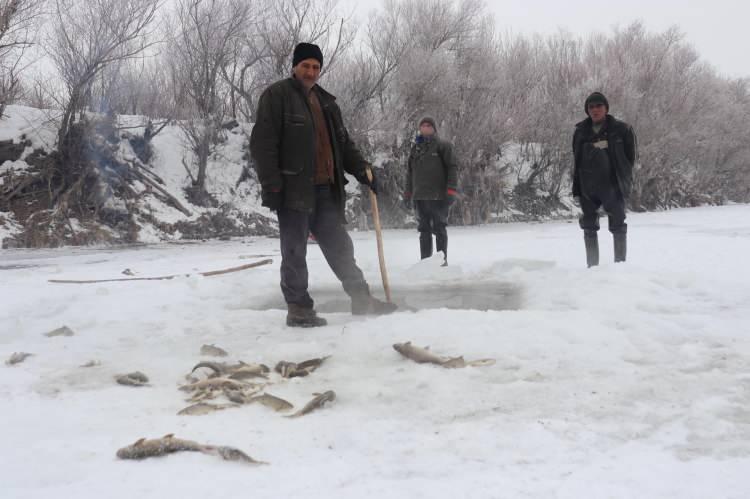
[403,117,458,265]
[572,92,637,267]
[250,42,397,328]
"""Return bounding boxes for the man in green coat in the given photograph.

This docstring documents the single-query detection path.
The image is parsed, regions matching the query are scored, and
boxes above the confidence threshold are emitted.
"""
[403,117,458,265]
[250,43,396,327]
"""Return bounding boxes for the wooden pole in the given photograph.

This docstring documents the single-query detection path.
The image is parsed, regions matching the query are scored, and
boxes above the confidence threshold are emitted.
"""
[366,167,392,303]
[48,259,273,284]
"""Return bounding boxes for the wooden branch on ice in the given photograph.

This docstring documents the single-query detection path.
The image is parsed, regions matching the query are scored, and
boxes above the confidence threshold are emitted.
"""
[48,259,273,284]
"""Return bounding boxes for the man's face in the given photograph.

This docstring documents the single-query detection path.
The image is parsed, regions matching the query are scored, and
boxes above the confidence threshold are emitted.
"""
[293,58,321,90]
[419,123,435,136]
[588,102,607,124]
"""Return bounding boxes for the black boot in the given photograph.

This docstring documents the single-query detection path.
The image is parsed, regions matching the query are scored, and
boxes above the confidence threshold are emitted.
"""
[351,295,398,316]
[614,232,627,263]
[419,233,433,260]
[584,231,599,268]
[286,304,327,328]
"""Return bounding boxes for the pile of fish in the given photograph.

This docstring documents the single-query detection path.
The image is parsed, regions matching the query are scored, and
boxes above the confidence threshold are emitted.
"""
[115,345,339,465]
[9,330,497,468]
[176,348,335,419]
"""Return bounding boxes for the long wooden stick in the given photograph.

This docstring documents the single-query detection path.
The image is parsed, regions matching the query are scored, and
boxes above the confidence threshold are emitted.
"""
[366,167,392,303]
[48,259,273,284]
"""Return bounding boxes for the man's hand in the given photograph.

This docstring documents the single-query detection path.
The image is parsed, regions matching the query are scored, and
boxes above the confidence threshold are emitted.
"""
[261,190,282,212]
[446,188,457,206]
[573,196,581,208]
[401,191,413,210]
[359,168,378,194]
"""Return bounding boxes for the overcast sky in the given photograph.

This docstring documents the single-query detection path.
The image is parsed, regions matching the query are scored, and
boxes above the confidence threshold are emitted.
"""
[341,0,749,78]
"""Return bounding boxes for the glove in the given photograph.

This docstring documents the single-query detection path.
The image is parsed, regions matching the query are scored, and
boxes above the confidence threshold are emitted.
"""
[261,190,282,211]
[446,188,457,206]
[401,191,413,210]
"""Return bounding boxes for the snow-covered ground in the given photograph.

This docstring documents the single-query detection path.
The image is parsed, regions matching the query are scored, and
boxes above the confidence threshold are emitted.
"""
[2,205,749,498]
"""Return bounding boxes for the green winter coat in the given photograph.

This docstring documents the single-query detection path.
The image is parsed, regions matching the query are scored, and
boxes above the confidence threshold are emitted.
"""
[406,136,458,200]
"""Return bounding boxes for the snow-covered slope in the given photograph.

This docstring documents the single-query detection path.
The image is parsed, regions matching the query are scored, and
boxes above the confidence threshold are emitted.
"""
[0,105,276,246]
[1,204,749,498]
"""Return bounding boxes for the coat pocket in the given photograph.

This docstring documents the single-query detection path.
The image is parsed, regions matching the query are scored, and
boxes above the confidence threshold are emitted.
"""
[280,113,310,175]
[284,113,306,126]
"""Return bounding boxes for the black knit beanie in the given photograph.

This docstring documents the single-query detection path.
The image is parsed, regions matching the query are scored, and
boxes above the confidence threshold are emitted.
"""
[292,43,323,68]
[584,92,609,116]
[419,116,437,131]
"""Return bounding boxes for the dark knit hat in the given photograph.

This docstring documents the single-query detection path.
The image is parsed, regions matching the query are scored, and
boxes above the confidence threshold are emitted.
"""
[292,43,323,68]
[419,116,437,131]
[584,92,609,116]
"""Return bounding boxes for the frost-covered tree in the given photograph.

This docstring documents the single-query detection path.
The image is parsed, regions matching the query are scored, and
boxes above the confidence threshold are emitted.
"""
[166,0,252,205]
[0,0,44,116]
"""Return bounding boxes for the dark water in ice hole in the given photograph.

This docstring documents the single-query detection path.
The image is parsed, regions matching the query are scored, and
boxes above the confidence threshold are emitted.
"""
[251,281,522,313]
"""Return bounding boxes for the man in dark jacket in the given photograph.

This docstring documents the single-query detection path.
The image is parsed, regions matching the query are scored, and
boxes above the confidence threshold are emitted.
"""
[403,117,458,265]
[572,92,637,267]
[250,42,396,327]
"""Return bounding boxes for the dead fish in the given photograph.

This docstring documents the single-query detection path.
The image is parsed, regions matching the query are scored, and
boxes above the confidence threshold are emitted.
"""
[6,352,33,366]
[204,446,267,465]
[222,387,262,404]
[116,434,203,459]
[191,361,232,377]
[200,344,228,357]
[393,342,495,369]
[177,402,238,416]
[179,377,247,392]
[228,365,270,381]
[116,434,266,465]
[45,326,75,337]
[192,361,269,380]
[286,390,336,418]
[188,390,221,403]
[274,356,330,378]
[247,393,294,413]
[80,360,101,368]
[274,361,299,378]
[297,356,330,371]
[116,371,150,386]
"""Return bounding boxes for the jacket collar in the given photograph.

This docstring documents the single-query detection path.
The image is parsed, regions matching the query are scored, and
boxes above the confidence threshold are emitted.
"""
[288,76,337,104]
[576,114,616,130]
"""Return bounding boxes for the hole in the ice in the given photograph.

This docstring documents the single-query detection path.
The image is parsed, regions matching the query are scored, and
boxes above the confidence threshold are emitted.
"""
[251,281,522,313]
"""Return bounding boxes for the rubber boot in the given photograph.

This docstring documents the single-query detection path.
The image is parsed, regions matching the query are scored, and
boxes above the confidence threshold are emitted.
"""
[614,232,627,263]
[286,304,327,328]
[436,233,448,266]
[419,232,433,260]
[584,230,599,268]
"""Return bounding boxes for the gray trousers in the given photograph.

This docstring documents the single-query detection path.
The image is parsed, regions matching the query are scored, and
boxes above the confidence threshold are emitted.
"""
[278,185,369,308]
